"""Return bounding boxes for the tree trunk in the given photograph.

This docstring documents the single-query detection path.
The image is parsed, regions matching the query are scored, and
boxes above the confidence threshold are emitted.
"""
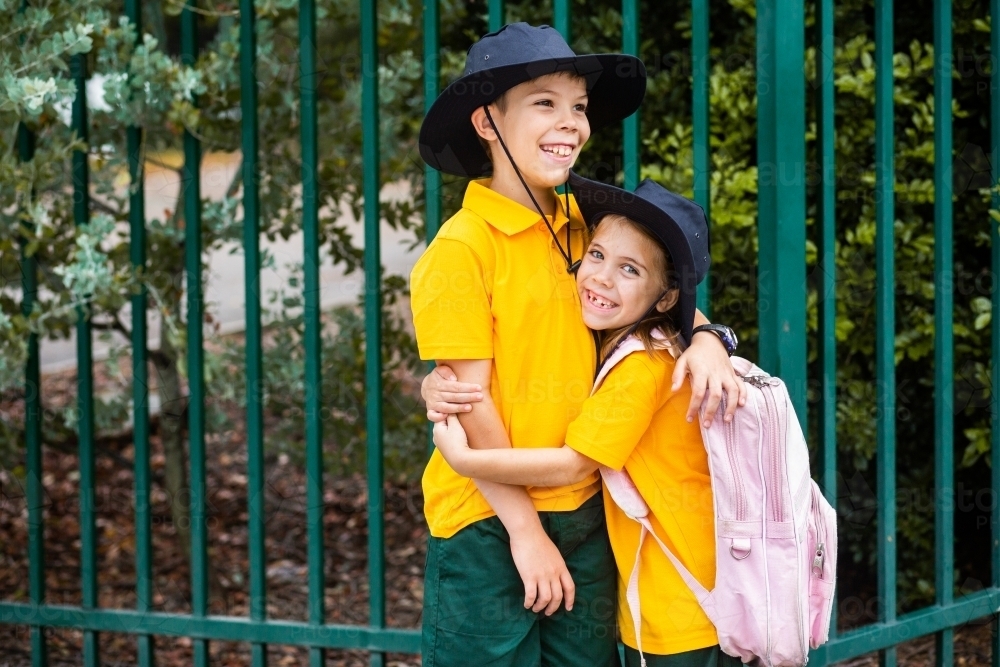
[152,326,192,561]
[152,189,225,607]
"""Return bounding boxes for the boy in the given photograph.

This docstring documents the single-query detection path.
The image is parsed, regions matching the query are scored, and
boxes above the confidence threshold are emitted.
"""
[412,23,742,666]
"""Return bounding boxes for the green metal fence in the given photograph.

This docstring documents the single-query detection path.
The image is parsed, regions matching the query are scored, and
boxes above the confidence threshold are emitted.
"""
[3,0,1000,665]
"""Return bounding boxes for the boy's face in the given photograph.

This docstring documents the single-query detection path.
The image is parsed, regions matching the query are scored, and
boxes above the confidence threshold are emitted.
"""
[575,216,676,332]
[475,73,591,189]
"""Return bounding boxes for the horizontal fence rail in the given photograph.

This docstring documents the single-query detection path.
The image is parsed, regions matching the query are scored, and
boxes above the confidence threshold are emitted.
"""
[3,0,1000,664]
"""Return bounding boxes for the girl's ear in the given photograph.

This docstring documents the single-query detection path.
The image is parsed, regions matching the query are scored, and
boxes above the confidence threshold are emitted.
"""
[656,288,680,313]
[470,106,498,142]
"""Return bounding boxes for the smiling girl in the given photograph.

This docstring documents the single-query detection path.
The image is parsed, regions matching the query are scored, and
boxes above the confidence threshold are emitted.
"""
[429,171,738,667]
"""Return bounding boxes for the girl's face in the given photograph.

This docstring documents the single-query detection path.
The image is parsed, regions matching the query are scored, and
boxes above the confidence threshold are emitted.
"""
[575,216,675,331]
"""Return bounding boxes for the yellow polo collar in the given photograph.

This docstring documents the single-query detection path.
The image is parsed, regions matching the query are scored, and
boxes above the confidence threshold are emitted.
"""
[463,179,584,236]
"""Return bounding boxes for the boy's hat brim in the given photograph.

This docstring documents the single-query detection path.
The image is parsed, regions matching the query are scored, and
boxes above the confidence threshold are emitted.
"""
[419,23,646,178]
[568,171,710,345]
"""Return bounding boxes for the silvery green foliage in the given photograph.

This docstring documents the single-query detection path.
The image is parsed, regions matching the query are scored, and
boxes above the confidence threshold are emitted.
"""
[0,6,201,480]
[0,14,96,115]
[0,0,441,464]
[52,214,123,302]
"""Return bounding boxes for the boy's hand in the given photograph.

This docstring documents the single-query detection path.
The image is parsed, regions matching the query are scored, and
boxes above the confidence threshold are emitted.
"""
[421,365,484,422]
[432,416,472,472]
[433,415,577,615]
[673,332,748,428]
[509,524,576,616]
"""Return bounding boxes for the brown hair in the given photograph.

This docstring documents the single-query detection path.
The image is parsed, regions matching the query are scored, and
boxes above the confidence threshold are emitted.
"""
[593,214,684,363]
[476,91,509,163]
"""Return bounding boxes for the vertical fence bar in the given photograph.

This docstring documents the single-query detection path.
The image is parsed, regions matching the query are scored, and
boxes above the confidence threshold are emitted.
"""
[423,0,442,457]
[361,2,384,666]
[932,1,954,664]
[815,0,837,514]
[489,0,505,32]
[874,0,897,665]
[815,0,838,642]
[12,0,42,660]
[239,0,268,663]
[16,8,45,667]
[71,51,99,667]
[125,1,154,664]
[755,0,807,419]
[692,0,710,314]
[423,1,441,244]
[181,3,210,666]
[622,0,640,190]
[18,95,47,667]
[299,1,326,666]
[991,0,1000,664]
[756,0,776,365]
[554,0,570,41]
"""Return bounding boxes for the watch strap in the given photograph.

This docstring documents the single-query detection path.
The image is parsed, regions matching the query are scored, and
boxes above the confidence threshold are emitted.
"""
[692,323,738,356]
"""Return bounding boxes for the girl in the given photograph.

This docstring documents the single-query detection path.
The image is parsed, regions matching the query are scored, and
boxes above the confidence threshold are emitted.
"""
[430,171,738,667]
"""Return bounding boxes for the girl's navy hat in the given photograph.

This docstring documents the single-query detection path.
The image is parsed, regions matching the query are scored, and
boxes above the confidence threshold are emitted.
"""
[568,171,710,345]
[419,23,646,178]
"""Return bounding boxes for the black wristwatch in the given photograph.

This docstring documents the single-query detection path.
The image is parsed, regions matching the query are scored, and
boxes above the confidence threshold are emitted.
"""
[692,324,739,357]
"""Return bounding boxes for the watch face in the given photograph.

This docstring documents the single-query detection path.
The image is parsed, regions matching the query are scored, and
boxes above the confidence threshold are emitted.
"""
[723,326,738,348]
[715,325,737,353]
[694,324,738,354]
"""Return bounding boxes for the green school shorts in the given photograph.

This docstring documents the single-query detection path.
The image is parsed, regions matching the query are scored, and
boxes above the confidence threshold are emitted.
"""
[623,645,743,667]
[421,492,620,667]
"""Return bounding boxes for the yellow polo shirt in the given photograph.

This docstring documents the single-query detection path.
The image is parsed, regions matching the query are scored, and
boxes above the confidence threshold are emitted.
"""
[410,179,600,538]
[565,350,718,655]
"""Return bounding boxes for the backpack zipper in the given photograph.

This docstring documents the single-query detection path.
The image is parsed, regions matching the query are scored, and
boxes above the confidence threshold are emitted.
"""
[754,411,774,667]
[812,485,827,576]
[762,380,807,664]
[725,414,747,521]
[760,384,784,522]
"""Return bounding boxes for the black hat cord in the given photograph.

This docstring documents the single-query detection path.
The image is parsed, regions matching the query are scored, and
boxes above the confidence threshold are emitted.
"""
[483,105,579,274]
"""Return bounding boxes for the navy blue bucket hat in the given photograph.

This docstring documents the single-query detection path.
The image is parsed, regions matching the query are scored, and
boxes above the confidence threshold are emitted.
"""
[419,23,646,178]
[568,171,710,345]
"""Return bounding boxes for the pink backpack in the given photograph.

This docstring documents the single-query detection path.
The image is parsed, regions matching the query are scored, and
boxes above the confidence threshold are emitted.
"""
[595,337,837,667]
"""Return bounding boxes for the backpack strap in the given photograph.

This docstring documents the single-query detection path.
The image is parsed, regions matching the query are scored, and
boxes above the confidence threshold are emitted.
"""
[627,527,648,666]
[593,331,712,665]
[621,515,715,667]
[592,337,645,392]
[592,331,679,394]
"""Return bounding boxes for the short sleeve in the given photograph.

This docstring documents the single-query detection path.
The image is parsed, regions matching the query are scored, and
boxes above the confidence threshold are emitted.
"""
[410,237,494,361]
[565,354,662,470]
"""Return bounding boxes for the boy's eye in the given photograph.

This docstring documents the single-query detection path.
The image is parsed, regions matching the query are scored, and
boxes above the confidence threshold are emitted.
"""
[623,264,639,276]
[575,103,588,113]
[535,99,553,107]
[589,249,603,260]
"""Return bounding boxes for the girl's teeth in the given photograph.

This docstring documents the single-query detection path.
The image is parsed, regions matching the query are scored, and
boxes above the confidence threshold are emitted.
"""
[544,145,571,157]
[589,292,613,308]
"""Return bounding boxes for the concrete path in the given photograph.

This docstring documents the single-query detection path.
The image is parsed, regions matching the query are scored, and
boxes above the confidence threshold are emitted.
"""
[40,152,425,373]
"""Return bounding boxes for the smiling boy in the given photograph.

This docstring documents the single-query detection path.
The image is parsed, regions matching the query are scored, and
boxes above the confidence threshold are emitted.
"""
[412,23,741,667]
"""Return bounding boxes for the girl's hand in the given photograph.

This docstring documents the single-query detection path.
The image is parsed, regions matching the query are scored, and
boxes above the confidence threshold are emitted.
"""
[422,365,484,422]
[432,415,472,470]
[672,332,747,428]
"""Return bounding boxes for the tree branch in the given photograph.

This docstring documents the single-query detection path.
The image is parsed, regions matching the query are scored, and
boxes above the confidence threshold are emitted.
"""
[90,196,123,219]
[90,312,133,342]
[226,160,244,199]
[144,154,183,175]
[93,309,173,368]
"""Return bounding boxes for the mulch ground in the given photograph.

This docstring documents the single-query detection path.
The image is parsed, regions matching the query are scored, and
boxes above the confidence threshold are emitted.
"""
[0,361,427,666]
[0,365,995,666]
